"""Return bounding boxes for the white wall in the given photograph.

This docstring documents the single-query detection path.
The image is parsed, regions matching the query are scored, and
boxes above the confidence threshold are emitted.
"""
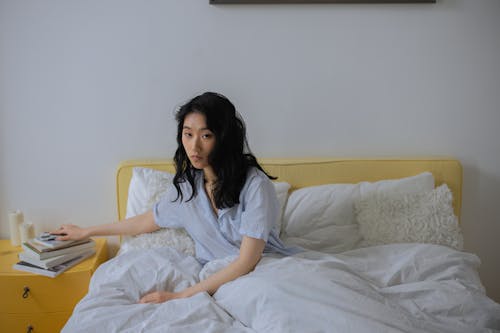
[1,0,499,302]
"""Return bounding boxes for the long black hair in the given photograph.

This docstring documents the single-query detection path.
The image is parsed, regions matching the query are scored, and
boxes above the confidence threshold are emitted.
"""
[172,92,275,209]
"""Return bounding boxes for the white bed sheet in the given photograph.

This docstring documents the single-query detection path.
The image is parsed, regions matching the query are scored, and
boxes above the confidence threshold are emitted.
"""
[62,248,253,333]
[63,244,500,333]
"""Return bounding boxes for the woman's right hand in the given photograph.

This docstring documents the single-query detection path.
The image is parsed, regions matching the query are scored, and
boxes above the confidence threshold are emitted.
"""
[48,212,158,240]
[51,224,89,241]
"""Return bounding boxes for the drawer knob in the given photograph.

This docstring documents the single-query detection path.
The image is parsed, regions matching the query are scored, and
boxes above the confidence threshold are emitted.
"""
[22,286,30,298]
[26,325,33,333]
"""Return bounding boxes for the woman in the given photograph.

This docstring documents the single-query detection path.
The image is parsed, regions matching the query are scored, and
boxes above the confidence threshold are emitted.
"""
[52,92,298,304]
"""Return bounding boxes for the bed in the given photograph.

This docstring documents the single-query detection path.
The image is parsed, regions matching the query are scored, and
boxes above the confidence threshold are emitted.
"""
[63,158,500,332]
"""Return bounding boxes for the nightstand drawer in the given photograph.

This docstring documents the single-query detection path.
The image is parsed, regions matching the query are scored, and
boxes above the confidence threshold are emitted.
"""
[0,311,70,333]
[0,269,92,313]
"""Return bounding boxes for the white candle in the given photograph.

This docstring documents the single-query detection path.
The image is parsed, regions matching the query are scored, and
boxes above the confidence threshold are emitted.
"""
[8,210,24,246]
[20,221,35,244]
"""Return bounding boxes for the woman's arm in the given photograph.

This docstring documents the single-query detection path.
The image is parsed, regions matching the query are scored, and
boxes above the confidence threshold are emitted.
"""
[139,235,265,304]
[51,211,160,241]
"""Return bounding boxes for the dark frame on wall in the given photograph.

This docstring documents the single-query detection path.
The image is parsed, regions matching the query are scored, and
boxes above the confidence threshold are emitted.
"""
[210,0,436,3]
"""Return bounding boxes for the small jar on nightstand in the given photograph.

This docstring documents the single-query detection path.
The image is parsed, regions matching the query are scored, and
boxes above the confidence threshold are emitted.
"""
[0,238,108,333]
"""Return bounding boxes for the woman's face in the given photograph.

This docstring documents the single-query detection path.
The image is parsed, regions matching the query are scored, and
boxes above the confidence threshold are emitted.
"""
[181,112,216,170]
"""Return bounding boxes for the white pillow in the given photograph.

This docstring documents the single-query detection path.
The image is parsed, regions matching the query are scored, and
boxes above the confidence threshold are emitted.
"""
[273,181,291,233]
[282,172,435,253]
[121,167,291,255]
[355,184,463,250]
[119,228,196,256]
[121,167,195,255]
[125,167,175,218]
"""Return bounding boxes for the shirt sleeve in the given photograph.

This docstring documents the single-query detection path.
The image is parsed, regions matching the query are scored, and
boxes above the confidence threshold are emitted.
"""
[239,174,280,242]
[152,184,184,229]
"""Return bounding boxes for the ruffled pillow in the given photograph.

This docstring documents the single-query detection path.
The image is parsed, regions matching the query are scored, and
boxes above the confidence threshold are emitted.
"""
[355,184,463,250]
[119,228,196,256]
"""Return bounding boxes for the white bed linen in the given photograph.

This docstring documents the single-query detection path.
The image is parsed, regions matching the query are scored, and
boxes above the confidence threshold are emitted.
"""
[62,248,253,333]
[63,244,500,333]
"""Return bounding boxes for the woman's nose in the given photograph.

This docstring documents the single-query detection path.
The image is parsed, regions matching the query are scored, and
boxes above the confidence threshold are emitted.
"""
[192,136,201,151]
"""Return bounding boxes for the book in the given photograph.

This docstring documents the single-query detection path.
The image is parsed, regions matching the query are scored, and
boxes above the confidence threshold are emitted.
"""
[22,239,95,259]
[13,249,95,278]
[32,234,89,250]
[18,250,91,269]
[29,237,91,252]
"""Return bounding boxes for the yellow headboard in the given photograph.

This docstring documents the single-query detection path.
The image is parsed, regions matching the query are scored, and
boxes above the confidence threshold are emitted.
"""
[116,157,462,221]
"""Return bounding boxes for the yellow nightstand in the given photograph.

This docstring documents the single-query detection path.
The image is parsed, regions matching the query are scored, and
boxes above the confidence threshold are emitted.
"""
[0,238,108,333]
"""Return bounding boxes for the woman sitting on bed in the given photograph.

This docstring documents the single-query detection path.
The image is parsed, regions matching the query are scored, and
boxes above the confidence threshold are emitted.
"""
[52,91,299,304]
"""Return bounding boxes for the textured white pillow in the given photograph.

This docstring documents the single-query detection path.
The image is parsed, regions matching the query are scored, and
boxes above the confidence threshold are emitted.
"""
[355,184,463,250]
[120,167,291,255]
[282,172,435,253]
[119,228,196,256]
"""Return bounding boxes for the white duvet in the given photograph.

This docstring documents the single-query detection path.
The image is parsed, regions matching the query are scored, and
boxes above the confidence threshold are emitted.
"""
[63,244,500,333]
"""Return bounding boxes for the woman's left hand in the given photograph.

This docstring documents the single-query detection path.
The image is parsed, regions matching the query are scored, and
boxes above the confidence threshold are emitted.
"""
[138,291,182,304]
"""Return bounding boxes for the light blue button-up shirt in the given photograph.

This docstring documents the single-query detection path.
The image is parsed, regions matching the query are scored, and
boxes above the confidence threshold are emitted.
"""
[153,167,300,264]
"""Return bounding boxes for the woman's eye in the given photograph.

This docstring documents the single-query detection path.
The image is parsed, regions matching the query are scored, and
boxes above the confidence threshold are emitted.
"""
[183,132,192,137]
[202,134,213,139]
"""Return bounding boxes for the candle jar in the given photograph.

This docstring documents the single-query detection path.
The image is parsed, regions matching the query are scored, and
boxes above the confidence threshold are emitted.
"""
[20,221,35,244]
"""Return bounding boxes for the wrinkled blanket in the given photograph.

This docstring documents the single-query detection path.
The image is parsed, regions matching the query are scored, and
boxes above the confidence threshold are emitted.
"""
[63,244,500,333]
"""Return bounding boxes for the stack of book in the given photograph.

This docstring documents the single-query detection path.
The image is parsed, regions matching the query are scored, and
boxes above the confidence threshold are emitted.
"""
[13,234,96,278]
